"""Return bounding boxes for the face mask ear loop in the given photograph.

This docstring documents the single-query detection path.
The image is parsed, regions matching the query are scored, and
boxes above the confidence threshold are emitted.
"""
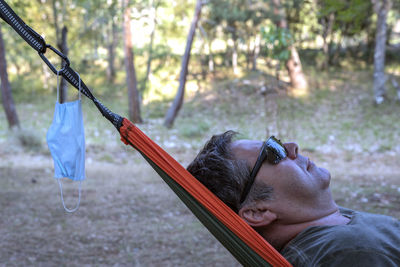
[58,179,81,213]
[76,71,82,101]
[56,70,61,103]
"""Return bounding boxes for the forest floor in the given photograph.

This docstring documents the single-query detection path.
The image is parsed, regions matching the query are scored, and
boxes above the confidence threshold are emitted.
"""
[1,68,400,266]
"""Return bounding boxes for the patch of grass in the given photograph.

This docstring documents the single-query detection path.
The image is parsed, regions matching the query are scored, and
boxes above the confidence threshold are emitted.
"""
[143,100,169,119]
[179,120,210,139]
[98,153,115,163]
[13,128,43,151]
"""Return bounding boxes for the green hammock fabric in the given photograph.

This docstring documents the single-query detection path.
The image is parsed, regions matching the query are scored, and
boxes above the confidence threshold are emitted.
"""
[144,154,272,266]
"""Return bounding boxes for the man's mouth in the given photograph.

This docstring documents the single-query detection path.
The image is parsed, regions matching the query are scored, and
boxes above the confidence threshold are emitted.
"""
[306,158,312,171]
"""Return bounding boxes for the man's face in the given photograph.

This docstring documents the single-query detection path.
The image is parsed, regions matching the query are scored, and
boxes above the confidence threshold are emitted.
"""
[231,139,337,224]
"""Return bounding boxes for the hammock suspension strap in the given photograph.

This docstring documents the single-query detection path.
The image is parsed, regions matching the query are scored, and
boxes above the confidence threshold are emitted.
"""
[0,0,123,130]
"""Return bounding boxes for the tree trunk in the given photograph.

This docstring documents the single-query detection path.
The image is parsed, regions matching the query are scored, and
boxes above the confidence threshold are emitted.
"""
[143,0,159,93]
[321,13,334,70]
[208,39,214,73]
[331,34,342,66]
[275,63,281,84]
[246,37,251,71]
[0,24,20,129]
[93,37,99,59]
[107,19,117,84]
[58,26,68,103]
[199,25,214,73]
[164,0,202,128]
[252,34,260,71]
[272,0,307,89]
[123,0,142,123]
[52,0,68,102]
[199,39,207,80]
[232,33,239,75]
[366,26,375,63]
[372,0,392,104]
[286,46,308,89]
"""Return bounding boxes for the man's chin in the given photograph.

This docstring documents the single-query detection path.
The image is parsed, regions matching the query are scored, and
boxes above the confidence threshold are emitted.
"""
[318,167,331,188]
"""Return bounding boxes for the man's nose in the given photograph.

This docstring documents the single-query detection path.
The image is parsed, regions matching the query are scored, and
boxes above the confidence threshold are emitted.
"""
[284,142,298,160]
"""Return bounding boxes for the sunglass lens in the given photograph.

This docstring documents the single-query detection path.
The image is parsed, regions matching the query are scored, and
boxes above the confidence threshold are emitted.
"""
[266,137,287,164]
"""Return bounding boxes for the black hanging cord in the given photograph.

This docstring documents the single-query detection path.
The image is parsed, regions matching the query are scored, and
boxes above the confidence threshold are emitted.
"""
[0,0,123,130]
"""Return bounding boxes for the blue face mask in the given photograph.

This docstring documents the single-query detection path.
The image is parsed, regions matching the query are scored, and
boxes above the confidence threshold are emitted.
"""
[47,72,85,212]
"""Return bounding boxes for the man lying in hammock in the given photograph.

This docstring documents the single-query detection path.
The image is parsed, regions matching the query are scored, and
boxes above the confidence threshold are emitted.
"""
[187,131,400,266]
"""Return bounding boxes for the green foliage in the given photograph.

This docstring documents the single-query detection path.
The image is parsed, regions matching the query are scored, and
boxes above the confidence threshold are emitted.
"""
[208,0,251,25]
[261,25,293,63]
[205,0,273,50]
[1,0,399,130]
[317,0,373,36]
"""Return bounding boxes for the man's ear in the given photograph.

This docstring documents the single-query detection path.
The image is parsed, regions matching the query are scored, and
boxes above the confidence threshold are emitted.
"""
[238,203,277,228]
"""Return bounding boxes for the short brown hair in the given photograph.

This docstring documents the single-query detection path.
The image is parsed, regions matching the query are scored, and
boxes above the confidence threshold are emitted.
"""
[187,131,273,212]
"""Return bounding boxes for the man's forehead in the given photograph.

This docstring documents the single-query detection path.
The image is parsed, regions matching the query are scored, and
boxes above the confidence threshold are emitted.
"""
[230,139,263,162]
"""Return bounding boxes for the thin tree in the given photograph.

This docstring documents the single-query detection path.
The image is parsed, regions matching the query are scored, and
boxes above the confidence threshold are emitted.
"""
[123,0,142,123]
[52,0,69,103]
[272,0,307,89]
[371,0,392,104]
[106,0,118,84]
[0,24,20,129]
[59,26,68,101]
[164,0,203,128]
[252,34,261,71]
[232,32,239,75]
[199,24,215,73]
[320,13,334,70]
[142,0,160,93]
[106,17,118,84]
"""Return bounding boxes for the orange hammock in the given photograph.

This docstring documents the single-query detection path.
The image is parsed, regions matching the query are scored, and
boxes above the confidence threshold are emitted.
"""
[120,118,291,267]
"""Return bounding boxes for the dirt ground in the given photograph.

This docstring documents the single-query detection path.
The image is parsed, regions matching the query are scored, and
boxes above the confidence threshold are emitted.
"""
[0,143,242,267]
[1,140,399,266]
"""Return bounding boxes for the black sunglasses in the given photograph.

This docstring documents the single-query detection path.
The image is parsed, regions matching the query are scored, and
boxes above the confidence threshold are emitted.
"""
[239,136,287,204]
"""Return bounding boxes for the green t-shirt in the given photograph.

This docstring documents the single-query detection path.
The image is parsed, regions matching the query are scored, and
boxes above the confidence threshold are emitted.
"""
[280,208,400,266]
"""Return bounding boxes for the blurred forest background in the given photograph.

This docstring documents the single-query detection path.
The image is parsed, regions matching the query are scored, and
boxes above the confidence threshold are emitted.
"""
[1,0,400,133]
[1,0,400,266]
